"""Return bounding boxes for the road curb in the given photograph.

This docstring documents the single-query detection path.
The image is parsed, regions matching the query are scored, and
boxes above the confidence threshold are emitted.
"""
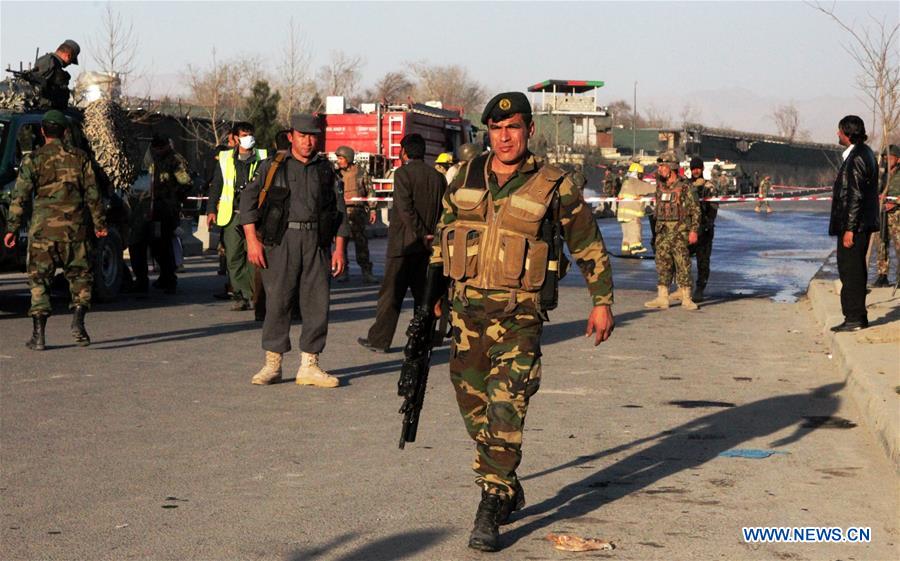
[806,278,900,473]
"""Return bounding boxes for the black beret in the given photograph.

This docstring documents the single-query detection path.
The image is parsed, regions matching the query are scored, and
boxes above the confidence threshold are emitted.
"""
[889,144,900,157]
[481,92,531,125]
[689,157,704,170]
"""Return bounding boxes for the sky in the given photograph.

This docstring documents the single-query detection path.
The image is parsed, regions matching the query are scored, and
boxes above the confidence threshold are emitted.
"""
[2,0,898,143]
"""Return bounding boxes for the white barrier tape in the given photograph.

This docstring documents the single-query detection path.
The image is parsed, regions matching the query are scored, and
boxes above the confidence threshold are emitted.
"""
[350,195,899,203]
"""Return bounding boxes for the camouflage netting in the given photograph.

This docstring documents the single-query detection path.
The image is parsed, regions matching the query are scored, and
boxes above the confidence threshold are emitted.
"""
[0,78,44,111]
[81,98,139,191]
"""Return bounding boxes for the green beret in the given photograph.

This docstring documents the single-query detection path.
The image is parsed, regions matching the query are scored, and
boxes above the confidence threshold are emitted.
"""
[481,92,531,125]
[889,144,900,157]
[42,110,68,127]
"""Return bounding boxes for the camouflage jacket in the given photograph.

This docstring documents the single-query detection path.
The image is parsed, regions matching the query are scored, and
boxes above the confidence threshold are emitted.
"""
[135,150,192,222]
[431,152,614,306]
[655,177,701,233]
[7,139,105,241]
[339,163,375,207]
[759,178,771,196]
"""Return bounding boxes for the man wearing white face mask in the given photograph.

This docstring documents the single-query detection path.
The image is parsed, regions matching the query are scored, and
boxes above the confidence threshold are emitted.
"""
[208,122,268,310]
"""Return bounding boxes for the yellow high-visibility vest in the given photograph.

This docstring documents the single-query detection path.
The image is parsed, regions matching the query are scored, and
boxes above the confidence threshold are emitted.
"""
[217,148,267,226]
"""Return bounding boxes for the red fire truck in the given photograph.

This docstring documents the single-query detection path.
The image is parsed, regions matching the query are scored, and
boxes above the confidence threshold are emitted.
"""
[321,101,475,193]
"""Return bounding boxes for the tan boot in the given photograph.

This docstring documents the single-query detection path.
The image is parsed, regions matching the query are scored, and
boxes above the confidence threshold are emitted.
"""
[251,351,283,385]
[296,352,339,388]
[680,287,698,310]
[644,285,670,309]
[668,287,683,304]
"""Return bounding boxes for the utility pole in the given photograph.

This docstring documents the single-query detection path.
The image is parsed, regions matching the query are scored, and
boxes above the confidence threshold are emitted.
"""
[632,81,637,157]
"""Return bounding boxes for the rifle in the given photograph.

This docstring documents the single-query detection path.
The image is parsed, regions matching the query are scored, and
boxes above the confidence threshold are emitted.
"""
[878,155,890,260]
[398,265,447,449]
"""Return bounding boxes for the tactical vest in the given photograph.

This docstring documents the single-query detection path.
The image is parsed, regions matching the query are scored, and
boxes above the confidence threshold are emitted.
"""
[440,154,562,293]
[656,182,685,222]
[217,148,267,226]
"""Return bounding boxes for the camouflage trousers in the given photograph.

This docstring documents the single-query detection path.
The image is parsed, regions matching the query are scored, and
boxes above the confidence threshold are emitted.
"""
[690,227,715,288]
[875,211,900,276]
[655,222,692,288]
[345,206,373,273]
[449,285,543,498]
[27,239,92,316]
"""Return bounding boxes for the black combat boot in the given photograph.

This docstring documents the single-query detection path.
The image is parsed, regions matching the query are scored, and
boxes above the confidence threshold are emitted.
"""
[26,315,47,351]
[497,480,526,525]
[873,274,889,288]
[468,491,504,552]
[71,305,90,346]
[693,284,706,302]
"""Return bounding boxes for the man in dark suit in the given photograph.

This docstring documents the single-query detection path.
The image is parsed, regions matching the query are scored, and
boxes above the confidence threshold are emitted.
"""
[358,134,447,352]
[830,115,879,332]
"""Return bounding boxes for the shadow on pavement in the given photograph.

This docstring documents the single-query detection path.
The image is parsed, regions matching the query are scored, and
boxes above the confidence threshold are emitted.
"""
[92,320,259,349]
[506,382,845,549]
[285,528,450,561]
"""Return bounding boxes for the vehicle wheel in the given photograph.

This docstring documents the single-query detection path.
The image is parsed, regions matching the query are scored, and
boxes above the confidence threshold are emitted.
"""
[93,227,124,302]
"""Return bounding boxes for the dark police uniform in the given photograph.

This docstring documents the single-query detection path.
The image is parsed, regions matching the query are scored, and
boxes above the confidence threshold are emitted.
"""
[240,152,350,355]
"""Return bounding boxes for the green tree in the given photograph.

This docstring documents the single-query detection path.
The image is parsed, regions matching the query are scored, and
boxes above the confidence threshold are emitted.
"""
[244,80,281,150]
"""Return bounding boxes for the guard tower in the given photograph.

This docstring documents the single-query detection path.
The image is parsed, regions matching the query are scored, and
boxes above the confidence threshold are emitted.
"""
[527,79,610,148]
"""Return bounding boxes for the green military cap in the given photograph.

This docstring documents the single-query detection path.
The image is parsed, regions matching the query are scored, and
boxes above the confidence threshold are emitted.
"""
[481,92,531,125]
[42,109,68,127]
[290,113,322,134]
[657,150,679,165]
[889,144,900,157]
[60,39,80,64]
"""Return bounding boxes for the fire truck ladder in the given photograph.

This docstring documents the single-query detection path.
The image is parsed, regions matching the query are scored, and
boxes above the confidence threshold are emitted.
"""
[387,115,404,159]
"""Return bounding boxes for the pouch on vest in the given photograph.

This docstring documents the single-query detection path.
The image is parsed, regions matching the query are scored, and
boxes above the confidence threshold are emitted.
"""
[443,226,482,281]
[452,188,489,221]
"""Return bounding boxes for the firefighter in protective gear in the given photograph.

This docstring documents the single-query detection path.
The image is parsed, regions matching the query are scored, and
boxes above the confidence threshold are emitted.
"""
[207,122,267,310]
[616,163,652,255]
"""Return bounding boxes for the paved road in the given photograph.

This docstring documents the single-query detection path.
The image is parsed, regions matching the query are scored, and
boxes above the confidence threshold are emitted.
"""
[1,205,897,560]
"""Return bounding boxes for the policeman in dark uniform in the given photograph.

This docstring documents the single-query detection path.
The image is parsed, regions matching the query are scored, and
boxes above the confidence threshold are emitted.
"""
[240,114,350,388]
[22,40,80,110]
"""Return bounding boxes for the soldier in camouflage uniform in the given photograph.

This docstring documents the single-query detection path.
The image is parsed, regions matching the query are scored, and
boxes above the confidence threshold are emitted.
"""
[334,145,379,284]
[644,151,701,311]
[3,110,107,350]
[874,145,900,286]
[429,92,615,552]
[755,174,773,213]
[128,135,192,294]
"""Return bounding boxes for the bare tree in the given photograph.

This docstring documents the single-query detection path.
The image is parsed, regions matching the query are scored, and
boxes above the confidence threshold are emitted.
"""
[364,71,415,104]
[770,102,810,141]
[316,51,364,100]
[277,18,312,123]
[409,62,487,113]
[607,99,645,129]
[809,2,900,150]
[179,50,266,147]
[89,3,138,90]
[643,104,672,128]
[679,103,702,127]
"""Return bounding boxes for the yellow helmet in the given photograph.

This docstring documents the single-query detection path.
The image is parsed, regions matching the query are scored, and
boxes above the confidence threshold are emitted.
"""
[436,152,454,164]
[628,162,644,174]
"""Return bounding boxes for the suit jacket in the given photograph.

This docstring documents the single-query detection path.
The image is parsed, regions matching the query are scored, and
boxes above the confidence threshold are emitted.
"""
[387,159,447,257]
[829,143,879,236]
